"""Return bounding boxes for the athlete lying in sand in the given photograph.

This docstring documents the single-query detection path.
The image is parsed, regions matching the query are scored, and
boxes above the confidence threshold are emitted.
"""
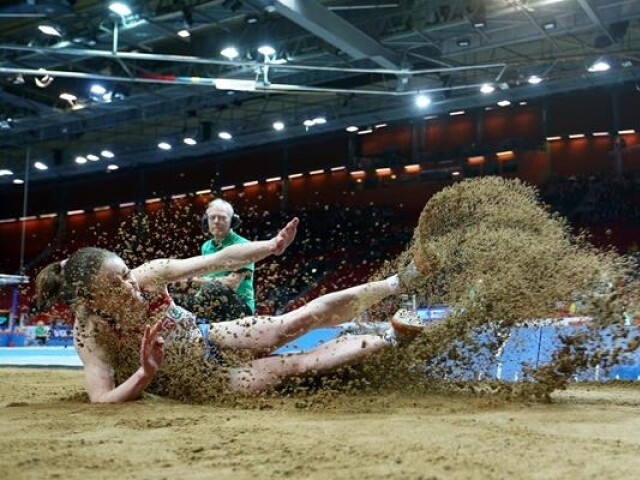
[35,218,428,403]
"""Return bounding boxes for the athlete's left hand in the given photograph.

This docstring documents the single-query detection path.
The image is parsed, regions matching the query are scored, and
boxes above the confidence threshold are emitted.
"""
[270,217,299,256]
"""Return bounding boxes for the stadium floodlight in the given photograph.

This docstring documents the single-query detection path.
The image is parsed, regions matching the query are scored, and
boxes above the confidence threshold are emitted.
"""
[38,24,61,36]
[480,83,495,94]
[109,2,132,17]
[221,47,239,60]
[588,60,610,73]
[258,45,276,57]
[415,94,431,108]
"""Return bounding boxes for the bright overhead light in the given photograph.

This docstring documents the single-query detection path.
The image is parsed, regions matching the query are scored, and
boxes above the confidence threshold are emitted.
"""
[588,60,610,73]
[527,75,542,85]
[496,150,515,157]
[34,161,48,170]
[258,45,276,56]
[449,110,465,116]
[59,92,77,103]
[273,121,285,131]
[158,142,172,150]
[101,150,114,158]
[497,100,511,107]
[542,21,556,30]
[90,84,107,95]
[346,126,358,132]
[221,47,239,60]
[109,2,132,17]
[457,38,470,47]
[302,117,327,128]
[415,94,431,108]
[183,137,197,145]
[218,131,232,140]
[13,178,24,185]
[35,69,53,88]
[245,14,259,24]
[38,24,61,37]
[177,29,191,38]
[75,156,87,164]
[480,83,495,94]
[213,78,255,91]
[107,164,119,171]
[86,154,100,161]
[0,169,14,176]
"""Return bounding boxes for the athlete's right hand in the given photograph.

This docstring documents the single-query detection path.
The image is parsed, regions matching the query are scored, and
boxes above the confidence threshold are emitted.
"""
[140,319,165,376]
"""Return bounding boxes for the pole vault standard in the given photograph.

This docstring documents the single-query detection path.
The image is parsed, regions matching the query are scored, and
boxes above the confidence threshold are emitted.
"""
[1,148,32,330]
[0,275,29,330]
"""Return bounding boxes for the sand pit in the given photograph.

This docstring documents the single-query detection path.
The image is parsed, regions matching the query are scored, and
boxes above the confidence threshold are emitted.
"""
[2,368,640,479]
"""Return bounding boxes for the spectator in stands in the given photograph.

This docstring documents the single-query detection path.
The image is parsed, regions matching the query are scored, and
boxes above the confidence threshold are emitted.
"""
[34,217,429,403]
[176,199,254,322]
[34,320,48,346]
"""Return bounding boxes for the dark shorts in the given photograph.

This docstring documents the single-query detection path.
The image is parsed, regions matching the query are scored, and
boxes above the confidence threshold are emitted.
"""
[173,281,252,324]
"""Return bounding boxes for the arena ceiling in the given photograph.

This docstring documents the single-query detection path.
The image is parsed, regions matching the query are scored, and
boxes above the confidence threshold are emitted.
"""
[0,0,639,186]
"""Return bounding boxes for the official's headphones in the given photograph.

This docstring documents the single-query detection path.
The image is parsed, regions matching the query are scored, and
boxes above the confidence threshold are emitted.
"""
[200,210,241,234]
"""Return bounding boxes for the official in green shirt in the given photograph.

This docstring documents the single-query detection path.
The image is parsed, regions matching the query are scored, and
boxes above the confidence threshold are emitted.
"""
[191,199,255,321]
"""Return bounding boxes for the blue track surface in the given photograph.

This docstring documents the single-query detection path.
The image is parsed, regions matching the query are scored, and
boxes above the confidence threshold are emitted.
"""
[2,318,639,382]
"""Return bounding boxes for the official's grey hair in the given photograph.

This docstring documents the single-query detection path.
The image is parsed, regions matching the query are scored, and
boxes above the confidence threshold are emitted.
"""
[206,198,234,219]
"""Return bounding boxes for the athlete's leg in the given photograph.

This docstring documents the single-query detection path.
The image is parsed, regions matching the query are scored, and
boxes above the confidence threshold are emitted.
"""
[208,278,398,354]
[227,334,388,393]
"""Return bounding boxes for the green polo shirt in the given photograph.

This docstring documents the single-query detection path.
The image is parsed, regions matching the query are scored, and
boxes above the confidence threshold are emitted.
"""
[201,231,255,313]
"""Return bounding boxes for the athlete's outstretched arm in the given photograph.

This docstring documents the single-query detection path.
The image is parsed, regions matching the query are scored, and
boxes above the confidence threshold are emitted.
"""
[132,217,298,289]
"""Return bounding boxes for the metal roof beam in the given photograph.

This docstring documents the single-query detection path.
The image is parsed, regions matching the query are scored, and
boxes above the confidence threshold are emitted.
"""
[272,0,402,70]
[576,0,615,45]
